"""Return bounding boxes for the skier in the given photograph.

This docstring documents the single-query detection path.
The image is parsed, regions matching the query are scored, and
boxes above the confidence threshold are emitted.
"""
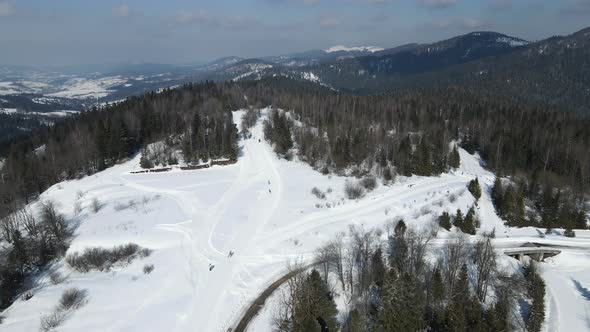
[209,263,215,271]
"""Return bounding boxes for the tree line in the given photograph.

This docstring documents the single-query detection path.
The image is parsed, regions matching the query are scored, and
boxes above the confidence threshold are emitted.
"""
[2,78,588,227]
[241,78,589,229]
[0,82,243,215]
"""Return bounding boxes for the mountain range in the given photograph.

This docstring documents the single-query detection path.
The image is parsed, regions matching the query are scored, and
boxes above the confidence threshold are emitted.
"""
[1,27,589,113]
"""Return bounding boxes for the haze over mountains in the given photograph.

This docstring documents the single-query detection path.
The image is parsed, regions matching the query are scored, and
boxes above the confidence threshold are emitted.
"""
[2,27,588,113]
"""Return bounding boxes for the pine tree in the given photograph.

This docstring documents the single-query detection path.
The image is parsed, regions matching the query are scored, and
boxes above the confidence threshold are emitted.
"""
[485,294,510,332]
[524,262,546,332]
[439,212,452,231]
[140,147,153,169]
[468,177,482,201]
[95,120,109,170]
[445,264,470,332]
[8,230,29,275]
[371,248,386,288]
[416,136,433,176]
[431,267,445,304]
[541,187,559,234]
[449,145,461,169]
[427,266,446,331]
[380,273,426,332]
[491,178,504,212]
[397,136,413,176]
[394,219,407,238]
[454,209,465,230]
[389,234,408,276]
[118,121,132,158]
[463,207,477,235]
[295,269,339,332]
[345,309,364,332]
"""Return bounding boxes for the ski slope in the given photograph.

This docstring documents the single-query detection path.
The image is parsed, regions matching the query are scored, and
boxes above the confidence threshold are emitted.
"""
[1,109,589,332]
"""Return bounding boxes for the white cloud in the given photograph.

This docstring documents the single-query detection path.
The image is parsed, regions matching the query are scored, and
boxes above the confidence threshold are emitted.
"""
[113,4,130,17]
[0,1,15,17]
[417,0,457,9]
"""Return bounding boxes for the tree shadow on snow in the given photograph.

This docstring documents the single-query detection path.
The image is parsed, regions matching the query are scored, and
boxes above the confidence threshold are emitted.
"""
[572,278,590,301]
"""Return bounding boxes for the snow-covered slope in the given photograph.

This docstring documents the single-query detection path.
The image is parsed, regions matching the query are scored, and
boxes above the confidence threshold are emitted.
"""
[1,109,589,332]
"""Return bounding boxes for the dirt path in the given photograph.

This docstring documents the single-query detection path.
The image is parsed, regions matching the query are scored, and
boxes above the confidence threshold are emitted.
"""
[232,263,317,332]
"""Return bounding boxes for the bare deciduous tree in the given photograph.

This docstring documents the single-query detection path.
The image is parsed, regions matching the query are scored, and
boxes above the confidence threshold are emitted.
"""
[443,233,468,293]
[472,233,497,302]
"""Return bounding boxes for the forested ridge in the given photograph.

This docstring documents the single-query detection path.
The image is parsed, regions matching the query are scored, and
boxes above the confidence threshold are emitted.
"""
[0,82,241,211]
[2,78,589,220]
[283,27,590,113]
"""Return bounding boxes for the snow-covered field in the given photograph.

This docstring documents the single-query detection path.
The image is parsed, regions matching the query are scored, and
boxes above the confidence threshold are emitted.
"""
[1,109,589,332]
[45,76,128,99]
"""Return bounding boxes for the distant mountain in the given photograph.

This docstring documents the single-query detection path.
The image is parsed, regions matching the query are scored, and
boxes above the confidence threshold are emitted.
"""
[204,58,275,81]
[405,27,590,112]
[261,45,385,67]
[2,27,589,113]
[298,31,531,91]
[303,28,589,111]
[325,45,384,53]
[200,56,245,71]
[229,28,590,112]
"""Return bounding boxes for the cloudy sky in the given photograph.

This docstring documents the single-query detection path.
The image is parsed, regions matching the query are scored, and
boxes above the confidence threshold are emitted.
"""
[0,0,588,65]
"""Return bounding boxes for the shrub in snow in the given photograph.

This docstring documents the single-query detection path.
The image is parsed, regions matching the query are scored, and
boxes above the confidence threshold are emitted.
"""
[40,311,65,332]
[564,228,576,237]
[345,181,365,200]
[114,199,138,212]
[73,201,83,215]
[311,187,326,199]
[40,288,88,331]
[40,201,71,249]
[449,193,458,203]
[49,271,66,285]
[76,190,85,200]
[360,176,377,191]
[143,264,155,274]
[59,288,87,310]
[21,291,33,301]
[91,198,104,213]
[66,243,151,272]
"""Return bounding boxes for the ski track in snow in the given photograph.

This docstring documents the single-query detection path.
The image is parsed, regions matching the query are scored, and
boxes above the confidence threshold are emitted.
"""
[2,109,590,332]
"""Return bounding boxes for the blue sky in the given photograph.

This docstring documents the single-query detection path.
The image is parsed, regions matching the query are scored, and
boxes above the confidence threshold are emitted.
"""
[0,0,588,65]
